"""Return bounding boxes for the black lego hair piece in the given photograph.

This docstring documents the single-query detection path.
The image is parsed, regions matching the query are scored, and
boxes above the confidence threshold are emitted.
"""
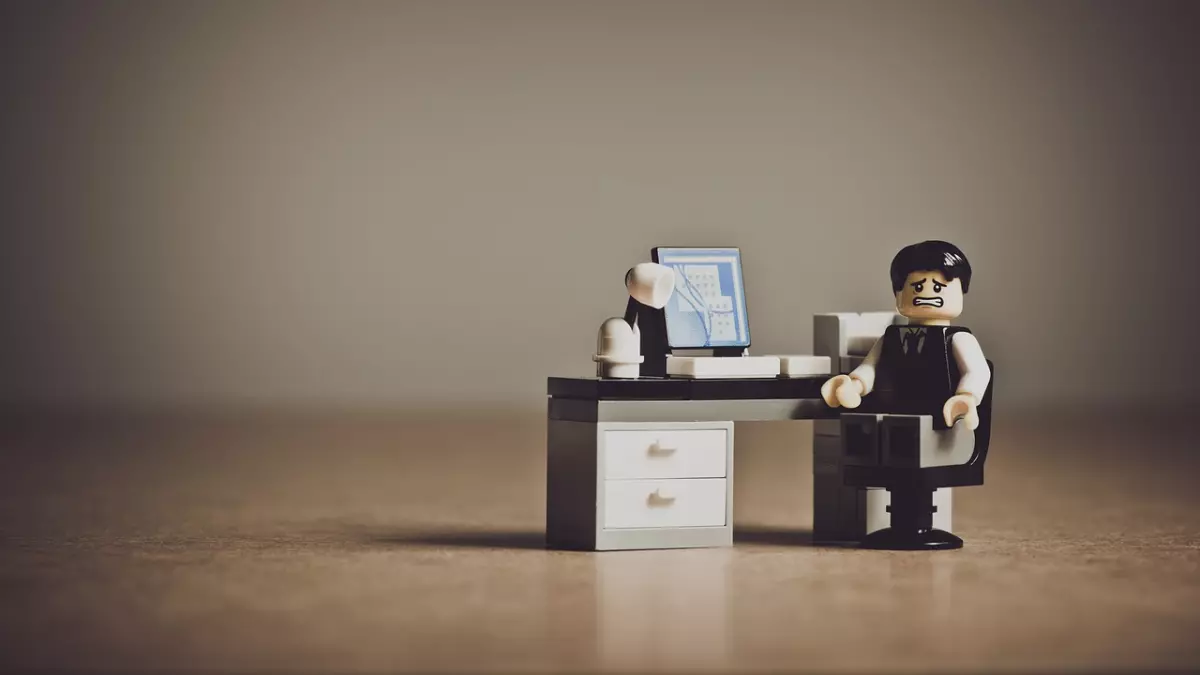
[889,240,972,293]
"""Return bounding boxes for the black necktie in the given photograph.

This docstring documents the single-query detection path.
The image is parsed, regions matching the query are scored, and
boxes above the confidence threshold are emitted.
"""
[901,328,926,355]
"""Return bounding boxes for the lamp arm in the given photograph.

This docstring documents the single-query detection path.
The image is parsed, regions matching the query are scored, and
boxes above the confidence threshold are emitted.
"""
[622,296,640,329]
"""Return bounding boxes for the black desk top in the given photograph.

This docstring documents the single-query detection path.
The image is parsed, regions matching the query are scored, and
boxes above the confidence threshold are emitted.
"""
[547,376,826,401]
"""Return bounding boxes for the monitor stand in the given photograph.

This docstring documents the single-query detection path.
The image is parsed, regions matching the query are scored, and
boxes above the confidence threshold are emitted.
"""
[634,306,784,379]
[710,347,747,358]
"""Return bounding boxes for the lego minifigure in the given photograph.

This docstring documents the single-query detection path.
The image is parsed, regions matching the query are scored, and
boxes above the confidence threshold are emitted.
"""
[821,241,989,430]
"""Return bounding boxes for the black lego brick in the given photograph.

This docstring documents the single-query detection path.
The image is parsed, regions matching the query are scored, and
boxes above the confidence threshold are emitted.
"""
[686,376,825,400]
[546,377,691,400]
[843,464,984,490]
[547,376,827,401]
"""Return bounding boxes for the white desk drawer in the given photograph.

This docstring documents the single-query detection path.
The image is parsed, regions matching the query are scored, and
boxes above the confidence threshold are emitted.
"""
[603,478,727,529]
[603,428,728,480]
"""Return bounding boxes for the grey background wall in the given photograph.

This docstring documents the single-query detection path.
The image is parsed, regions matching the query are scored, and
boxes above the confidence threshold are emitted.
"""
[1,0,1197,412]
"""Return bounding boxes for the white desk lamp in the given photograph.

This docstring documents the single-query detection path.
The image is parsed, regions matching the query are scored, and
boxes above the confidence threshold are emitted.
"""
[593,263,675,379]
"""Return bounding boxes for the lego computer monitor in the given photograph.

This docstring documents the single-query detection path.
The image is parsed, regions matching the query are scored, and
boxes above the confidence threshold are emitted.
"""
[651,247,751,349]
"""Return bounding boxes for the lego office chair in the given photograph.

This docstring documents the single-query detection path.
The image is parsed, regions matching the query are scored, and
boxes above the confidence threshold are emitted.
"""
[841,361,994,550]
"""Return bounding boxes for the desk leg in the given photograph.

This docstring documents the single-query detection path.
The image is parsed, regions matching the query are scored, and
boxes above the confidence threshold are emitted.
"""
[546,420,600,550]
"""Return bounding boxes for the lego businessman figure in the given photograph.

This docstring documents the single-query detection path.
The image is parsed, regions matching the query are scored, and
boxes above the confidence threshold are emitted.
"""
[822,240,990,431]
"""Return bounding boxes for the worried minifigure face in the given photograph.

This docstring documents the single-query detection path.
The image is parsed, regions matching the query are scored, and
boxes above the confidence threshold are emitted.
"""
[896,270,964,323]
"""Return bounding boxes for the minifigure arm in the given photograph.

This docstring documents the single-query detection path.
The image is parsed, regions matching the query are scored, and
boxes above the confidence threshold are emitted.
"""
[950,332,990,403]
[847,336,885,396]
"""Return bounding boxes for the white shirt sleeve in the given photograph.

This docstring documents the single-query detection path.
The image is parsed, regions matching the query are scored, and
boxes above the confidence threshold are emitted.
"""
[951,332,990,403]
[848,336,884,395]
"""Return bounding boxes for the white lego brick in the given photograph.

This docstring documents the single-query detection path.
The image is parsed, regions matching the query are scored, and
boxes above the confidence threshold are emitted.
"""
[812,311,904,361]
[604,428,728,480]
[812,314,848,361]
[840,355,865,373]
[865,488,890,534]
[845,335,877,355]
[777,355,832,378]
[665,355,780,378]
[604,478,728,529]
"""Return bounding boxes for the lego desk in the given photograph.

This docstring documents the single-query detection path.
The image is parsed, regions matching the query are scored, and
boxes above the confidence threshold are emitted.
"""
[546,375,836,551]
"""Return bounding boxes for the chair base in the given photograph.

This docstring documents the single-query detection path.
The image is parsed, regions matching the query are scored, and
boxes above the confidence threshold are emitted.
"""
[860,527,963,551]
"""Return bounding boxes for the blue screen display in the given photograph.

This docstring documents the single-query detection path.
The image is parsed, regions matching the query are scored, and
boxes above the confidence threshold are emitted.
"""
[652,247,750,349]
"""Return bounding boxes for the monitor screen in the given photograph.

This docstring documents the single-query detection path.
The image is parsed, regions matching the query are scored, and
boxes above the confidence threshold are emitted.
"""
[651,247,750,349]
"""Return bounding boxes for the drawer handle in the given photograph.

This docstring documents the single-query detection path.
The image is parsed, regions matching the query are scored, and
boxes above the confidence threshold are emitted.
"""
[647,441,677,457]
[647,489,676,507]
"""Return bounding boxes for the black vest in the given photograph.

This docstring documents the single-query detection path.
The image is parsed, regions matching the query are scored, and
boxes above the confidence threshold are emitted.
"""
[869,324,971,423]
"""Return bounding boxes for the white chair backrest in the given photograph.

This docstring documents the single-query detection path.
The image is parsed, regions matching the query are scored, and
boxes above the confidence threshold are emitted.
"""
[813,312,906,359]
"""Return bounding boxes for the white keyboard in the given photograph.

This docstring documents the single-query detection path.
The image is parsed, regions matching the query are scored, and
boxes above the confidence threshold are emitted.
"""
[776,355,832,377]
[666,354,832,379]
[666,355,780,379]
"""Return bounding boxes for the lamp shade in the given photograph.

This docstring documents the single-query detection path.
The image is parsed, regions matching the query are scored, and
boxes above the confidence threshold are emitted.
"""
[625,263,675,309]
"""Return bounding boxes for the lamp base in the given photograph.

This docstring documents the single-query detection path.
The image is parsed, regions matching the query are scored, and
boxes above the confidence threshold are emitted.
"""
[597,362,640,379]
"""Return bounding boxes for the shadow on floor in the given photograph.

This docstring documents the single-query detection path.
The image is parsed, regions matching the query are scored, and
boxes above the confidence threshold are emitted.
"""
[360,528,547,550]
[733,525,817,547]
[356,526,828,551]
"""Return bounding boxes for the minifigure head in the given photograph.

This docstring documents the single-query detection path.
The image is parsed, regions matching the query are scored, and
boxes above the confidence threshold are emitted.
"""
[889,240,972,324]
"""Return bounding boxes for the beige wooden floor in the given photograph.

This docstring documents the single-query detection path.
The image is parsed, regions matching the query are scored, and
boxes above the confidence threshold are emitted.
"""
[1,411,1197,672]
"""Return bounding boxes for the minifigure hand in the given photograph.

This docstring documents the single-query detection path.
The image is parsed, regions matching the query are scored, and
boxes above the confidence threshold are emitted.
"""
[943,393,979,430]
[821,375,864,409]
